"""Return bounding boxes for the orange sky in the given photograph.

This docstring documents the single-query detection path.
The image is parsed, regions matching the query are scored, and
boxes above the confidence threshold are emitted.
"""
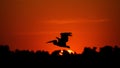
[0,0,120,54]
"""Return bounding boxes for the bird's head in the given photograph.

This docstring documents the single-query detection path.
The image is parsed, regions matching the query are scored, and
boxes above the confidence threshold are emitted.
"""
[47,40,57,43]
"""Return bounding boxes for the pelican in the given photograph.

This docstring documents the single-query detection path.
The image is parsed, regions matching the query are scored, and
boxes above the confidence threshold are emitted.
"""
[47,32,72,48]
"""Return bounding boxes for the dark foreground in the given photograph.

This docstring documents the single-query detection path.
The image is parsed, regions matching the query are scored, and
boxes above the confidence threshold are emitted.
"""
[0,45,120,67]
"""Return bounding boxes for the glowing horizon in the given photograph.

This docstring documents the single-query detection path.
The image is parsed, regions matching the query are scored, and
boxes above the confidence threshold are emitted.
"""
[0,0,120,54]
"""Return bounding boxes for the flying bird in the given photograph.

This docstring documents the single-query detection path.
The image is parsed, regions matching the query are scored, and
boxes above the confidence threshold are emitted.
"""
[47,32,72,48]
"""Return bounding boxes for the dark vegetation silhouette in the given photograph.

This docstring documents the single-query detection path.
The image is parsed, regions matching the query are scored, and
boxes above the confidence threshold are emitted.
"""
[47,32,72,48]
[0,45,120,67]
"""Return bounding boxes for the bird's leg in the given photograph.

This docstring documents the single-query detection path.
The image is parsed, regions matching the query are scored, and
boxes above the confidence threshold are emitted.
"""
[66,45,70,48]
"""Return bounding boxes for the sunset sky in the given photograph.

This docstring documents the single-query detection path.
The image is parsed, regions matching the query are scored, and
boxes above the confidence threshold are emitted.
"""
[0,0,120,54]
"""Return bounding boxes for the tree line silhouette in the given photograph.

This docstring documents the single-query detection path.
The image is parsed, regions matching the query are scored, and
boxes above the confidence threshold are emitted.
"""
[0,45,120,67]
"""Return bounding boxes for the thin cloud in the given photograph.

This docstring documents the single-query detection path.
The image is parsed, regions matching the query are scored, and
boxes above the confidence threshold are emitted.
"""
[47,19,108,24]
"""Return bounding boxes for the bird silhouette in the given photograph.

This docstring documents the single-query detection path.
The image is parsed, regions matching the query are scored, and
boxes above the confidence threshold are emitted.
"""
[47,32,72,48]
